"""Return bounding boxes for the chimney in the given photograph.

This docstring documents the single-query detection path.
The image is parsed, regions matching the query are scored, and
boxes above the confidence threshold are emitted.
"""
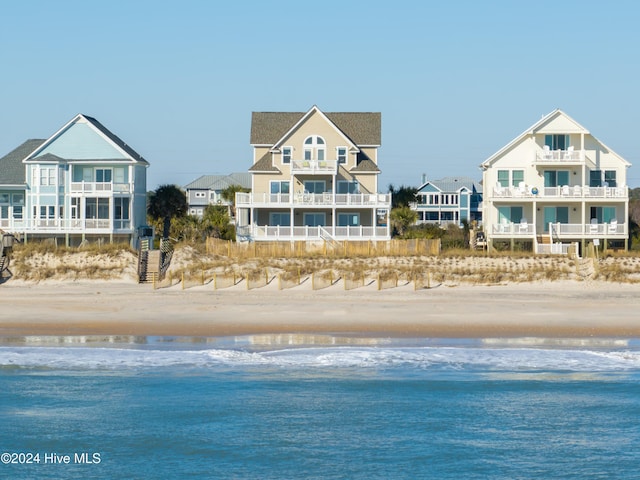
[421,173,427,184]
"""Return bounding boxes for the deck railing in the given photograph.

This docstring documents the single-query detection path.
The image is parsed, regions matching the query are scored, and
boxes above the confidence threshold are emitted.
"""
[236,192,391,207]
[69,182,132,193]
[238,224,390,241]
[490,222,626,237]
[0,218,132,232]
[492,184,627,199]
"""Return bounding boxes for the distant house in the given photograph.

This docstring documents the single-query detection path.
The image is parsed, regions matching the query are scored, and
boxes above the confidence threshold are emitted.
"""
[0,114,149,246]
[184,173,251,217]
[411,176,482,226]
[480,109,631,253]
[235,105,392,241]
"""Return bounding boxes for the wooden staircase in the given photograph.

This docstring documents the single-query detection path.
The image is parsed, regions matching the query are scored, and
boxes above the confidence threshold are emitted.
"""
[138,249,160,284]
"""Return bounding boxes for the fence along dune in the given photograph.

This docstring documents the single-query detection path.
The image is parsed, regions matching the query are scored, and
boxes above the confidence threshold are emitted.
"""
[205,238,440,258]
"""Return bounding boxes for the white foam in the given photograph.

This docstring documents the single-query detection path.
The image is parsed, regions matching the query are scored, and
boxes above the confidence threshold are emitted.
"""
[2,345,640,372]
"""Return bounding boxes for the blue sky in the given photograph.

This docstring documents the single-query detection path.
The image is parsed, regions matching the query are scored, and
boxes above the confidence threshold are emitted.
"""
[2,0,639,189]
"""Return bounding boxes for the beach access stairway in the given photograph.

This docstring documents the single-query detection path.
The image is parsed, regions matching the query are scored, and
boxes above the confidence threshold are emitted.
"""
[138,249,160,283]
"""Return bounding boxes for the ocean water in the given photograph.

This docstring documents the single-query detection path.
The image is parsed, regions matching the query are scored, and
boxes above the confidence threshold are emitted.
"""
[1,335,639,479]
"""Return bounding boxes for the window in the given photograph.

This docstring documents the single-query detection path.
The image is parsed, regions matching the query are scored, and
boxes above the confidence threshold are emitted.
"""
[304,181,325,194]
[545,134,570,150]
[589,170,602,187]
[604,170,617,187]
[338,213,359,227]
[590,207,616,223]
[303,136,326,161]
[40,206,55,219]
[511,170,524,187]
[114,167,126,184]
[269,212,290,226]
[71,198,80,219]
[114,197,130,220]
[498,206,524,224]
[337,147,347,164]
[497,170,509,188]
[282,147,292,164]
[544,170,570,187]
[86,198,110,219]
[303,212,325,227]
[337,181,358,194]
[39,167,56,186]
[96,169,112,183]
[0,194,8,204]
[543,207,569,231]
[270,181,290,194]
[13,206,22,219]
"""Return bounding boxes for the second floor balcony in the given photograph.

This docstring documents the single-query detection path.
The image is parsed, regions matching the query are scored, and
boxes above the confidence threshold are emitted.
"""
[290,159,338,174]
[535,146,584,164]
[69,181,133,194]
[492,183,627,200]
[236,192,391,208]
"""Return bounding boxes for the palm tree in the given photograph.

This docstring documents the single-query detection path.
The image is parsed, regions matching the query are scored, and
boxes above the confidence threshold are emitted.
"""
[389,206,418,237]
[221,184,250,219]
[147,184,188,239]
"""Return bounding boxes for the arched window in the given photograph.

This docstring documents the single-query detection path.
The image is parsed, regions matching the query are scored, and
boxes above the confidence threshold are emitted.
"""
[303,136,325,161]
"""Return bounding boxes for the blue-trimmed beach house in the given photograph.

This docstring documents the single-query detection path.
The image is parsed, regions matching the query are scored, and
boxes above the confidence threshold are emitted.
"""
[0,114,149,246]
[184,173,251,218]
[411,176,483,227]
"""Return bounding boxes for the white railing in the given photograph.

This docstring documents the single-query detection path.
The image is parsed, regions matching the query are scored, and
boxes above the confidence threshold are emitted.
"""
[236,192,391,207]
[244,224,390,241]
[535,148,584,163]
[492,185,627,199]
[0,218,132,232]
[290,159,338,174]
[69,182,132,193]
[491,222,626,237]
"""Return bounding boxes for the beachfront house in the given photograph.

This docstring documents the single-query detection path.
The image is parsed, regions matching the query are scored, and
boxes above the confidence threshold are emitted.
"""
[480,109,631,254]
[235,105,392,241]
[184,173,251,218]
[0,114,149,246]
[411,175,482,227]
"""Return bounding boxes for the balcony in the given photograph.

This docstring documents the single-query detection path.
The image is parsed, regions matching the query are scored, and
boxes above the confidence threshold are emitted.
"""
[290,159,338,174]
[534,147,584,164]
[238,224,390,241]
[0,218,132,233]
[236,192,392,208]
[490,221,626,238]
[70,182,132,194]
[492,184,627,200]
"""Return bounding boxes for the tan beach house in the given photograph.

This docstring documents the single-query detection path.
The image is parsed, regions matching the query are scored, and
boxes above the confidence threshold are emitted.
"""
[480,109,631,253]
[235,105,391,241]
[0,114,149,246]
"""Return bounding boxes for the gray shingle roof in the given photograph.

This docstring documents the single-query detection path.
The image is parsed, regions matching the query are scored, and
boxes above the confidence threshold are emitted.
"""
[249,153,280,172]
[250,111,381,146]
[0,139,45,185]
[351,158,380,172]
[184,172,252,190]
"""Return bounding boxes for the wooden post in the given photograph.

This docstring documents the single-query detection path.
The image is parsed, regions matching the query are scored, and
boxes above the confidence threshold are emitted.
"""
[213,273,217,290]
[312,272,315,290]
[377,273,381,291]
[181,272,185,290]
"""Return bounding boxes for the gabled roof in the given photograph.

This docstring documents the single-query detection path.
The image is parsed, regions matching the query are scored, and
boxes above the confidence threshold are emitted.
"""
[184,172,252,190]
[25,113,149,165]
[250,106,381,146]
[0,139,45,185]
[418,176,482,194]
[350,158,380,172]
[481,109,631,169]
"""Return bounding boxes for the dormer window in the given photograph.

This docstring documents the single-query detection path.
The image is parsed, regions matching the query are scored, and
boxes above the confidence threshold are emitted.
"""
[282,146,292,164]
[337,147,347,164]
[304,136,325,161]
[545,134,569,150]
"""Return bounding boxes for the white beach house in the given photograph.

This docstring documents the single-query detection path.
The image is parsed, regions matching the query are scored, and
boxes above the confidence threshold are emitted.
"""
[480,109,630,254]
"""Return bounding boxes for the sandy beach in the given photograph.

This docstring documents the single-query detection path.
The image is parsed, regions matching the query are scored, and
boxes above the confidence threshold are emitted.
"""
[1,279,639,338]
